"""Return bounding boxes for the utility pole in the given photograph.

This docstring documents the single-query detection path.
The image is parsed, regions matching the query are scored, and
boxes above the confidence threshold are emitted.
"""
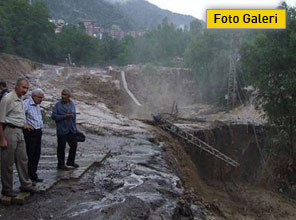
[227,32,240,109]
[68,53,72,66]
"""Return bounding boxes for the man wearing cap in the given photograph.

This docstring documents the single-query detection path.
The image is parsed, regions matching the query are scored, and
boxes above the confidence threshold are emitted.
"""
[0,78,38,197]
[23,88,45,183]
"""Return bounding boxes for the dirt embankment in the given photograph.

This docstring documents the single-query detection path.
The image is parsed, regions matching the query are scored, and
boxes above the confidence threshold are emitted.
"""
[75,71,127,109]
[154,119,296,220]
[0,53,41,87]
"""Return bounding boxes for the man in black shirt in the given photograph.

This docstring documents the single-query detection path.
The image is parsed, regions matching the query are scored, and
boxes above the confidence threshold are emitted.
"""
[0,81,9,103]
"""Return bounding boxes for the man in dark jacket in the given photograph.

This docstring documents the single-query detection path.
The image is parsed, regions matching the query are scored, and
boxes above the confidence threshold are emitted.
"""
[52,89,79,170]
[0,81,9,103]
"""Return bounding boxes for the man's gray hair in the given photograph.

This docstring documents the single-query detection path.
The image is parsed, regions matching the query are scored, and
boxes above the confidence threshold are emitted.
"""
[62,88,71,96]
[32,88,44,97]
[16,78,29,86]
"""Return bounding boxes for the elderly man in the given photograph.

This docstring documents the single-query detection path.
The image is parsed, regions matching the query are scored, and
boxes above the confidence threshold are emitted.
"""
[52,89,79,170]
[23,88,45,183]
[0,78,38,197]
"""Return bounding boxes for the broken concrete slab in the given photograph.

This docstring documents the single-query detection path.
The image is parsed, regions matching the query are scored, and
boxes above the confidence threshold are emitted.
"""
[0,196,11,206]
[12,192,30,205]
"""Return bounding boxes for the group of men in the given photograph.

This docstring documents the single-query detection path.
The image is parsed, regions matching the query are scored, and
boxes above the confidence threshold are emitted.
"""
[0,79,79,197]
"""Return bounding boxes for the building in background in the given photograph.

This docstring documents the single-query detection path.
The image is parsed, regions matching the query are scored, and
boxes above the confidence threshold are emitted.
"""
[82,20,144,40]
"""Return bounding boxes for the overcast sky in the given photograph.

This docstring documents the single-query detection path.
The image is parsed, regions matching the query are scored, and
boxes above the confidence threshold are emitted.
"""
[145,0,296,20]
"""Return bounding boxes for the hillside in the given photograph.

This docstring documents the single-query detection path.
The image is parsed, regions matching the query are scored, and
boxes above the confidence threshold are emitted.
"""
[34,0,197,31]
[35,0,133,30]
[109,0,196,30]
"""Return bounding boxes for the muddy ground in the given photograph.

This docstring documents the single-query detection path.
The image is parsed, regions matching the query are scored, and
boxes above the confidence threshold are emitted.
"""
[0,54,296,219]
[0,123,206,220]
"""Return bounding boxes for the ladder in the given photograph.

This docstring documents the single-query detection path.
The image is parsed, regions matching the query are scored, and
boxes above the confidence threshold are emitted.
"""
[154,114,239,167]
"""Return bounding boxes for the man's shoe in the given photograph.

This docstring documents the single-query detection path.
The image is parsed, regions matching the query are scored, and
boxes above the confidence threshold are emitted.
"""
[2,190,17,197]
[66,162,79,168]
[32,177,43,183]
[20,186,39,194]
[57,165,70,171]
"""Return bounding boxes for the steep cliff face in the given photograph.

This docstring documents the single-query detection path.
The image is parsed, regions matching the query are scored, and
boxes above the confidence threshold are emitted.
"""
[155,119,296,220]
[184,122,265,183]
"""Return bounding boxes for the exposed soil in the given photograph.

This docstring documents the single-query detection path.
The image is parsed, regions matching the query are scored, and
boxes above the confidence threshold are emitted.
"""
[0,53,43,88]
[154,126,296,220]
[75,70,128,109]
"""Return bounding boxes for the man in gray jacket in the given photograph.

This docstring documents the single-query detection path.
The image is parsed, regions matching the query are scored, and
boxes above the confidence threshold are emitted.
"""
[52,89,79,170]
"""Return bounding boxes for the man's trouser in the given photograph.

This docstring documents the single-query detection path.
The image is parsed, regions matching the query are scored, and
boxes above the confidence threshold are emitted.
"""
[1,127,32,192]
[24,129,42,180]
[57,133,77,166]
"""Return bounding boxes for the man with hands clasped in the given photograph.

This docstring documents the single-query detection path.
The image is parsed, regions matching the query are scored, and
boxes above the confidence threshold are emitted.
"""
[23,88,45,183]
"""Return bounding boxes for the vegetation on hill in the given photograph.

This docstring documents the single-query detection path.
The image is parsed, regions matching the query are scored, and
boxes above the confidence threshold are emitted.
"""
[0,0,200,67]
[112,0,196,30]
[34,0,196,31]
[35,0,133,30]
[0,0,56,63]
[241,3,296,163]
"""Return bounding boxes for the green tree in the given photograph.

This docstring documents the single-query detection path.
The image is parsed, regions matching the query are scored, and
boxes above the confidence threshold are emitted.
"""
[189,19,203,37]
[56,25,100,66]
[125,17,189,66]
[185,29,231,102]
[241,3,296,160]
[0,0,56,63]
[0,11,10,52]
[97,34,123,65]
[116,35,135,65]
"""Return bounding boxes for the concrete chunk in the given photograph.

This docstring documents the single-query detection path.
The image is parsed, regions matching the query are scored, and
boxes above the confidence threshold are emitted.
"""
[12,192,30,205]
[1,196,12,206]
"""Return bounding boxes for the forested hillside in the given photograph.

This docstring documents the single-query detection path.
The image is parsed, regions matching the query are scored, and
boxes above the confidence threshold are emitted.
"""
[34,0,133,30]
[0,0,203,68]
[110,0,196,30]
[33,0,196,31]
